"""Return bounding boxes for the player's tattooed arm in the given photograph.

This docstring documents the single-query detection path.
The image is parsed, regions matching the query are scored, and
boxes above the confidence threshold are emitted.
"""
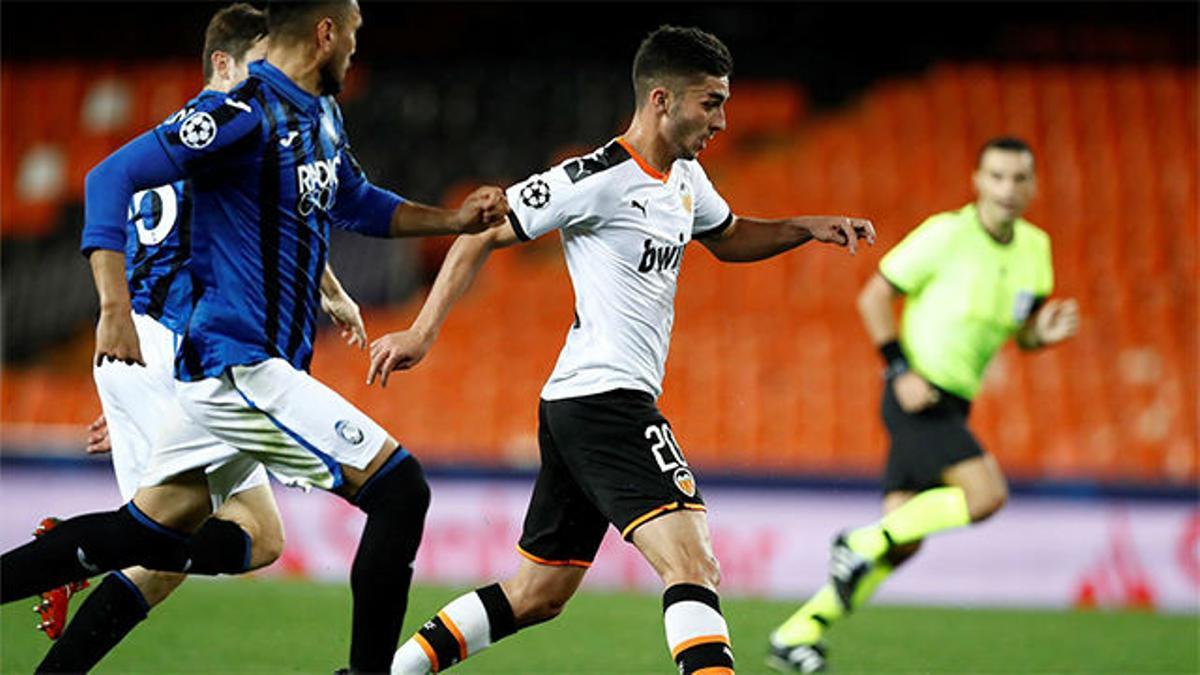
[366,221,521,387]
[89,250,145,367]
[320,264,367,349]
[1016,298,1079,350]
[700,215,875,262]
[387,187,510,238]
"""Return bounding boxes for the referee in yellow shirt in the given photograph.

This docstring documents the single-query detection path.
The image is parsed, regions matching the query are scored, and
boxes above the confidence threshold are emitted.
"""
[768,137,1080,673]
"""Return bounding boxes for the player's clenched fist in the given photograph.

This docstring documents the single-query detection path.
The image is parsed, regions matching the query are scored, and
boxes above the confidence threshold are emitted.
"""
[94,310,145,367]
[456,186,509,234]
[366,329,433,387]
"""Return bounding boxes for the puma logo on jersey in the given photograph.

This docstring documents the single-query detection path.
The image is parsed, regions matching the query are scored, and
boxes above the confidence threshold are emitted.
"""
[280,131,300,147]
[638,238,684,273]
[631,199,648,217]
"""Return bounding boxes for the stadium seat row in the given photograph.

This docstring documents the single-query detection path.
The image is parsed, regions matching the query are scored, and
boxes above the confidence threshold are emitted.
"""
[2,62,1195,485]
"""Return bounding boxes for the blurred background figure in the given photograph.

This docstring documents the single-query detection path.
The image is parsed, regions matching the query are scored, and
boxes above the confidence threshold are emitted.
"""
[1,2,1195,673]
[768,137,1078,673]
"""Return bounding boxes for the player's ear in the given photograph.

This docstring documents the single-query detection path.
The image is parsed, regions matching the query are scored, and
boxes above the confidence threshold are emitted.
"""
[651,87,670,115]
[210,51,231,83]
[316,16,336,53]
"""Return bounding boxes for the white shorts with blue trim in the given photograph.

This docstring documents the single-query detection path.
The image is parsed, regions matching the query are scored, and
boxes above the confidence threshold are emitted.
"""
[93,311,269,506]
[151,358,390,492]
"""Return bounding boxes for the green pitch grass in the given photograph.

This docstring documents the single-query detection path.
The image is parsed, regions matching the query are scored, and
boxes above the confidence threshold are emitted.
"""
[2,578,1196,673]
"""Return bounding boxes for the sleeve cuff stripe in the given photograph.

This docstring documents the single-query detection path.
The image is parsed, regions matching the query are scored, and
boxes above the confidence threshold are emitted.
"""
[508,210,531,241]
[694,211,734,240]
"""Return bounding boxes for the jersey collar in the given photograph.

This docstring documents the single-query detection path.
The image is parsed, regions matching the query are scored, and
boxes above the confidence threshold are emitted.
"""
[616,137,670,183]
[249,59,323,115]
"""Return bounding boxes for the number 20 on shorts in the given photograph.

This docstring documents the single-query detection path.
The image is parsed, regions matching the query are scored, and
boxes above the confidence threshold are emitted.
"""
[645,423,687,472]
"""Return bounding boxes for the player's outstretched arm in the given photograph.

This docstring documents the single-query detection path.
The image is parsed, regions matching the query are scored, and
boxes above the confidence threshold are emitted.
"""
[700,215,875,262]
[320,264,367,349]
[388,187,509,238]
[1016,298,1079,350]
[366,222,521,387]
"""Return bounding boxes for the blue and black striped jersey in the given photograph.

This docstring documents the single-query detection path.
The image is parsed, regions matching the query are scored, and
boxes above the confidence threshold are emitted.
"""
[83,60,403,382]
[125,179,194,335]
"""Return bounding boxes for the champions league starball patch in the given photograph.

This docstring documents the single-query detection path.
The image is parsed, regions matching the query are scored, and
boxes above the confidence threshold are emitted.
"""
[520,179,551,209]
[179,112,217,149]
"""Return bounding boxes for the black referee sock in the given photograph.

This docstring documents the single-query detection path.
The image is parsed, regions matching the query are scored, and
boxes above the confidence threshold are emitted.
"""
[1,504,190,604]
[347,452,431,673]
[35,572,149,674]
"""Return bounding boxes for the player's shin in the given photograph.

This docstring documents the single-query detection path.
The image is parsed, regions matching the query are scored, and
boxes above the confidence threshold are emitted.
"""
[1,504,190,603]
[34,571,153,673]
[771,584,843,647]
[391,583,517,674]
[347,452,431,673]
[663,584,735,674]
[772,562,893,649]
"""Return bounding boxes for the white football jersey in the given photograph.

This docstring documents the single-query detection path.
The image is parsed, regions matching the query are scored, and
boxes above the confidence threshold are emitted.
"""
[506,138,732,400]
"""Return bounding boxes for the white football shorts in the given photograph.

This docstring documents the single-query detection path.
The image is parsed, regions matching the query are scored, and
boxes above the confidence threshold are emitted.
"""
[92,311,269,505]
[154,357,390,492]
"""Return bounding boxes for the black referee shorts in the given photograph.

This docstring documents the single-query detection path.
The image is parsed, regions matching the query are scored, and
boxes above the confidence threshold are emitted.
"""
[881,377,985,494]
[517,389,706,568]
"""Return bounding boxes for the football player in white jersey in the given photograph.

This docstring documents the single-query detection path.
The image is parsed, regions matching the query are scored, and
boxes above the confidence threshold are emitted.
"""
[376,26,874,675]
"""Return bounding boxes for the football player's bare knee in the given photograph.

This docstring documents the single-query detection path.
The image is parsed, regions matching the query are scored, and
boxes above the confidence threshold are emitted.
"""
[944,454,1007,523]
[967,481,1008,522]
[632,511,720,589]
[658,548,721,589]
[132,472,213,532]
[215,486,285,568]
[882,491,916,515]
[501,562,585,626]
[121,567,187,607]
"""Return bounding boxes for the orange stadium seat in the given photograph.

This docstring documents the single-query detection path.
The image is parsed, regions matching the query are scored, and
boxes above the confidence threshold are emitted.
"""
[2,62,199,236]
[3,62,1196,486]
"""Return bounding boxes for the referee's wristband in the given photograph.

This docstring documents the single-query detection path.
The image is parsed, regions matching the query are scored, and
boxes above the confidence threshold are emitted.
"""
[880,340,909,379]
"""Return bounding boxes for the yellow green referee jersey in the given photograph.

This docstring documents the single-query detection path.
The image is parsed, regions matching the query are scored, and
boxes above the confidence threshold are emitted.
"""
[879,203,1054,401]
